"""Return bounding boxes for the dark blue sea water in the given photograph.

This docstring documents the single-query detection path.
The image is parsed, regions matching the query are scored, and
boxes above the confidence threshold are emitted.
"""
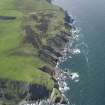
[53,0,105,105]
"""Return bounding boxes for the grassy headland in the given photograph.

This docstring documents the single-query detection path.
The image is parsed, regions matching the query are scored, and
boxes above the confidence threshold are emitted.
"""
[0,0,71,103]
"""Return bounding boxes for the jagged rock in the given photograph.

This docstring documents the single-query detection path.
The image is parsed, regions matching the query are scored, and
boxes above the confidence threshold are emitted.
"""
[64,22,72,29]
[46,0,52,3]
[38,49,58,65]
[39,66,55,76]
[64,11,74,23]
[0,79,51,105]
[42,46,62,57]
[57,34,69,43]
[50,88,63,104]
[60,31,72,36]
[36,19,49,34]
[47,36,66,50]
[61,98,68,105]
[0,79,29,105]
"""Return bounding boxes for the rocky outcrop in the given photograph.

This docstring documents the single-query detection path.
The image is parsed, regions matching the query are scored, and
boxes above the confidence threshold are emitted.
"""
[50,88,66,104]
[46,0,52,3]
[64,11,74,23]
[38,49,58,65]
[0,79,29,105]
[39,66,55,76]
[24,25,42,48]
[42,46,63,57]
[0,79,51,105]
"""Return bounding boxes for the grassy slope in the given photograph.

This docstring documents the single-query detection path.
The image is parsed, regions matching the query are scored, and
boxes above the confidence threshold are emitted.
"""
[0,0,65,90]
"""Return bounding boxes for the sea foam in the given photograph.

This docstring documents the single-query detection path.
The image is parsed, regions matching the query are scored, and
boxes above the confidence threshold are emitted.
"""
[70,72,80,82]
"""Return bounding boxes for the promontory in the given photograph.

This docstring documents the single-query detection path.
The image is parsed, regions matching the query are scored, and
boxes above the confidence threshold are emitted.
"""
[0,0,72,105]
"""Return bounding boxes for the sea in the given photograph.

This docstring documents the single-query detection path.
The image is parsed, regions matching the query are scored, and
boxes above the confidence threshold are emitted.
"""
[52,0,105,105]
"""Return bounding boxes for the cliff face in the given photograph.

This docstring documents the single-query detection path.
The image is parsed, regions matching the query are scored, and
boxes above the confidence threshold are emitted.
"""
[0,79,29,105]
[23,10,71,66]
[0,79,51,105]
[0,0,72,105]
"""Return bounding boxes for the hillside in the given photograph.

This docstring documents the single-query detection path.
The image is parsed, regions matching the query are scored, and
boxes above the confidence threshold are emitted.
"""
[0,0,71,104]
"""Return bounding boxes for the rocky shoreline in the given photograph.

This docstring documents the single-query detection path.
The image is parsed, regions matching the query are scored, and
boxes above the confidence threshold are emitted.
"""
[26,10,73,104]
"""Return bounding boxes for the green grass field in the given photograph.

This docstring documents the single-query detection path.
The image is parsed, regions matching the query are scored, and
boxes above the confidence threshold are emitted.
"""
[0,0,66,91]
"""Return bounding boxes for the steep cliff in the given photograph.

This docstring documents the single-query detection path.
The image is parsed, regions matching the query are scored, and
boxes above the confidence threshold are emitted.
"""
[0,0,72,104]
